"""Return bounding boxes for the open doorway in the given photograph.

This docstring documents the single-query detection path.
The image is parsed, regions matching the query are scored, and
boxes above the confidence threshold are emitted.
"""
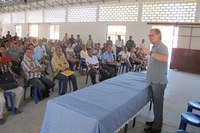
[151,25,179,68]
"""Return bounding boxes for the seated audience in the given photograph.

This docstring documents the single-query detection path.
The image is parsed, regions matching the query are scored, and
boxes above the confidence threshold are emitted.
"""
[65,43,79,70]
[34,39,50,74]
[80,44,88,69]
[0,86,23,125]
[100,45,118,78]
[21,48,55,99]
[7,41,21,75]
[92,43,102,59]
[51,47,78,94]
[129,47,142,71]
[118,46,131,72]
[86,48,109,84]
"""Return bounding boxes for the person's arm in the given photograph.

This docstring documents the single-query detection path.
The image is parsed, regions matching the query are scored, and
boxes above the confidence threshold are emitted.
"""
[142,47,168,62]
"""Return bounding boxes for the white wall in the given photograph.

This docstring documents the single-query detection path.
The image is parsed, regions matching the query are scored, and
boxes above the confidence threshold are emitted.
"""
[1,22,152,48]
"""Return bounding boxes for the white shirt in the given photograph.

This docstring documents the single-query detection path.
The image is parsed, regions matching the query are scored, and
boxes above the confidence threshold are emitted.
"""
[118,51,130,59]
[34,45,47,58]
[86,55,99,70]
[115,39,124,47]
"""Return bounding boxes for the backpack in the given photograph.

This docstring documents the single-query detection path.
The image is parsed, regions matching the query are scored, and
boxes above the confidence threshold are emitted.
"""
[0,64,19,90]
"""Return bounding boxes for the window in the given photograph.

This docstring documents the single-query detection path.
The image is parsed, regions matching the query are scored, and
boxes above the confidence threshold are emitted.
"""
[15,25,22,38]
[29,24,38,37]
[50,25,59,40]
[107,25,126,44]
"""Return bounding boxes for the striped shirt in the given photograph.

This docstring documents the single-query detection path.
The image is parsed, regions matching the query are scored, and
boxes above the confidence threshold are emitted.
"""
[21,54,42,80]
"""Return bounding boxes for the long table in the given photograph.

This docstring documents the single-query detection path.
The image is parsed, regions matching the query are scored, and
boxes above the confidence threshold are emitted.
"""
[41,72,151,133]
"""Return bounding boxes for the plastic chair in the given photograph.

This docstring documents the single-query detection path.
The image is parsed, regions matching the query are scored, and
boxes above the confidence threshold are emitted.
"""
[119,63,126,73]
[53,77,72,95]
[187,100,200,112]
[174,130,190,133]
[85,69,90,84]
[24,82,39,104]
[178,112,200,130]
[4,92,16,115]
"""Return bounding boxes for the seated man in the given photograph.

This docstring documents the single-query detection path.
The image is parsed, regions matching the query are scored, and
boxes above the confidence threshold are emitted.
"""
[0,63,23,125]
[0,86,23,125]
[80,44,88,68]
[7,41,21,75]
[118,46,131,72]
[21,48,55,99]
[86,48,109,84]
[51,47,78,95]
[0,45,12,66]
[100,45,118,78]
[34,39,50,75]
[65,43,79,70]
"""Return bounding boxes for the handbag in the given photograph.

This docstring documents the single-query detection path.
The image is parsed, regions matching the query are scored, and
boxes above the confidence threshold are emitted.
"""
[0,64,19,90]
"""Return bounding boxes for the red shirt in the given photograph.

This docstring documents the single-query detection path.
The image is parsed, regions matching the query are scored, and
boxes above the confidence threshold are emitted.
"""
[0,55,11,65]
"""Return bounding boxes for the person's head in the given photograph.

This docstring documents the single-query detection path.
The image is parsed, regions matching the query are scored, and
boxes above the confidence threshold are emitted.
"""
[129,35,132,40]
[117,35,121,40]
[82,44,86,50]
[55,47,63,57]
[142,39,145,44]
[123,46,128,52]
[148,28,161,45]
[130,47,135,53]
[38,39,43,46]
[108,36,111,40]
[89,34,92,39]
[25,48,34,59]
[77,34,80,38]
[106,45,112,53]
[71,35,73,38]
[0,45,7,55]
[28,43,35,50]
[87,48,93,57]
[65,33,68,37]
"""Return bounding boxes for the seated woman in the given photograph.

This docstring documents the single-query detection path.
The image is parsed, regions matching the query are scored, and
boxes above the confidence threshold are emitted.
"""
[51,47,78,95]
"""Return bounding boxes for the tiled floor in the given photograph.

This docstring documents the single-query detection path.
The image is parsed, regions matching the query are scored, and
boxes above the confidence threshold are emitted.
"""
[0,69,199,133]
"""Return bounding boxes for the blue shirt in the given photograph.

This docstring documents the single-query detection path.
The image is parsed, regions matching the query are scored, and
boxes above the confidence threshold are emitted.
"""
[100,51,114,64]
[33,51,42,61]
[147,41,168,84]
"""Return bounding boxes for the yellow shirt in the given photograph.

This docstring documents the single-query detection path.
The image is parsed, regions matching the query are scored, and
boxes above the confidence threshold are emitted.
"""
[80,50,88,59]
[51,54,69,76]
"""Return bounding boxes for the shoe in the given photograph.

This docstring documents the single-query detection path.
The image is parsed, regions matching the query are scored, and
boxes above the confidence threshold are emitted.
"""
[146,121,153,126]
[61,92,66,95]
[144,127,161,133]
[0,118,6,125]
[45,71,50,75]
[7,107,22,114]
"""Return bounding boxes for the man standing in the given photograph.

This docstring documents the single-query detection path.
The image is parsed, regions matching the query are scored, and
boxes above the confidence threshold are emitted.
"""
[115,35,124,61]
[142,28,168,133]
[86,34,94,49]
[125,35,136,52]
